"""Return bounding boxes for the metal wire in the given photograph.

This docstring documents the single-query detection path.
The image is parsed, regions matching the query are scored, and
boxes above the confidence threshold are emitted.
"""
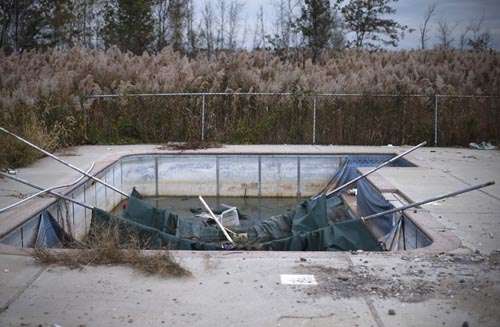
[0,172,94,210]
[0,127,129,198]
[0,162,95,214]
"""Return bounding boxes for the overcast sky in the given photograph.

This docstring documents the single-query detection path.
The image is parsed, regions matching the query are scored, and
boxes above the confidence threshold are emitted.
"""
[194,0,500,49]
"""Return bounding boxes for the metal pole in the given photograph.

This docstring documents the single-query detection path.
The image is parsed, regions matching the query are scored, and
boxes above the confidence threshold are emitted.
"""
[362,181,495,221]
[434,95,438,146]
[79,96,88,142]
[198,195,234,244]
[312,97,317,144]
[0,172,94,210]
[0,127,129,198]
[201,95,206,141]
[0,162,95,214]
[324,141,427,197]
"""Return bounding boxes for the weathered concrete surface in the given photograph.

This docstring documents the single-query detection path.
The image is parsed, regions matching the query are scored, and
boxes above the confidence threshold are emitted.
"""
[1,144,500,326]
[0,253,44,313]
[0,250,499,327]
[375,147,500,254]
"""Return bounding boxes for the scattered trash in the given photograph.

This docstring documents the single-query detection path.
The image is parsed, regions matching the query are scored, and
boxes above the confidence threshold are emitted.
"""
[196,205,240,227]
[219,206,240,227]
[469,142,497,150]
[198,195,235,245]
[347,188,358,196]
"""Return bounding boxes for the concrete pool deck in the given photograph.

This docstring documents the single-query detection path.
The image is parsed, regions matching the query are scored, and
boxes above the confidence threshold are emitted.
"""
[0,144,499,326]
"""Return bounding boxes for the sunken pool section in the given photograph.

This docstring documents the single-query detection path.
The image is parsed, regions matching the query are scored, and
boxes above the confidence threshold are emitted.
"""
[0,153,432,251]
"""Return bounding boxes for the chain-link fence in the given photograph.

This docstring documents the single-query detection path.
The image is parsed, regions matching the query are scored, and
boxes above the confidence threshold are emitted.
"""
[84,93,500,146]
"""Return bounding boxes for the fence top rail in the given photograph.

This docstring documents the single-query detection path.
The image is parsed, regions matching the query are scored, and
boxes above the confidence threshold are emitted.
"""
[85,92,500,99]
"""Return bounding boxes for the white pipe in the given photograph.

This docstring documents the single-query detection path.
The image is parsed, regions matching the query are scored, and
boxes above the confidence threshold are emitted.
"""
[0,127,129,198]
[198,196,234,245]
[0,162,95,214]
[324,142,427,198]
[0,172,94,210]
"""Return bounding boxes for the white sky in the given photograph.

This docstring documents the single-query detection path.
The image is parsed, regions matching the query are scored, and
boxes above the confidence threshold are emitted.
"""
[193,0,500,49]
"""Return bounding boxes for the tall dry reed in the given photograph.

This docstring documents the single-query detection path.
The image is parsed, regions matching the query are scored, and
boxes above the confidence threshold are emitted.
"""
[1,47,499,168]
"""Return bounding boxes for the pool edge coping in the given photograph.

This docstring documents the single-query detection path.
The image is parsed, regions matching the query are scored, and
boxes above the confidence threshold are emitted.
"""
[0,147,461,254]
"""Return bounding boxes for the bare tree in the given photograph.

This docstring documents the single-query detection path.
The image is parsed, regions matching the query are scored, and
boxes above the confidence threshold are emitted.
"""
[167,0,187,52]
[253,5,266,50]
[153,0,169,51]
[200,1,215,58]
[185,0,197,55]
[227,0,243,50]
[436,19,456,49]
[467,14,491,51]
[459,25,473,50]
[216,0,226,50]
[419,3,437,50]
[271,0,300,52]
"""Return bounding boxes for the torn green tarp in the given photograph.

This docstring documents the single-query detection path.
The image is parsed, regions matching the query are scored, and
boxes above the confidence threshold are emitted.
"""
[124,188,178,234]
[92,190,382,252]
[245,195,382,251]
[291,195,329,234]
[128,188,225,242]
[253,219,383,251]
[247,195,343,243]
[92,208,221,250]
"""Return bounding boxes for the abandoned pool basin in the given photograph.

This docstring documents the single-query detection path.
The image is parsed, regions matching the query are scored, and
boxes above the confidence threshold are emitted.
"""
[0,151,459,252]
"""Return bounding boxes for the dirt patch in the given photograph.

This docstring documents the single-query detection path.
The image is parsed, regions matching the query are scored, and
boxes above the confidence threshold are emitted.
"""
[157,141,222,151]
[301,264,435,302]
[296,252,500,303]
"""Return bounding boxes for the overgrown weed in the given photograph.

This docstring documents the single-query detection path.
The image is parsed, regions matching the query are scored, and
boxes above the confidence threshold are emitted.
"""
[32,223,191,278]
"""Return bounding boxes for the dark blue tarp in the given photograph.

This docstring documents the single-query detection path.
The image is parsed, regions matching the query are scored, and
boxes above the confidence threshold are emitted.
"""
[356,178,397,243]
[35,211,65,248]
[326,157,398,245]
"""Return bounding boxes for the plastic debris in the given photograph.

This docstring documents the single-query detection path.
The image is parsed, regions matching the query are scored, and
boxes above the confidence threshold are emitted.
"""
[469,142,497,150]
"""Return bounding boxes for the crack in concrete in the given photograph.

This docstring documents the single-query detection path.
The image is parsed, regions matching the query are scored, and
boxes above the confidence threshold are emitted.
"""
[444,170,500,202]
[0,266,46,315]
[345,254,386,327]
[364,297,386,327]
[277,313,336,321]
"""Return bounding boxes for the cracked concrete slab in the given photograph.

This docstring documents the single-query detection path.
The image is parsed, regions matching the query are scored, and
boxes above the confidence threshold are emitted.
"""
[0,144,499,326]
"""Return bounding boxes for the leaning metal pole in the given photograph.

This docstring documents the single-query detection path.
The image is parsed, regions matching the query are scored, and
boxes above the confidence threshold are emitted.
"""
[198,195,235,245]
[361,181,495,221]
[0,162,95,214]
[324,141,427,198]
[0,127,129,198]
[0,172,94,210]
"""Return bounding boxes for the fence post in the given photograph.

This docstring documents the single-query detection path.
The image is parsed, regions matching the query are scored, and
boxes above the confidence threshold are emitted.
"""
[434,95,439,146]
[79,96,88,142]
[312,96,317,144]
[201,94,206,141]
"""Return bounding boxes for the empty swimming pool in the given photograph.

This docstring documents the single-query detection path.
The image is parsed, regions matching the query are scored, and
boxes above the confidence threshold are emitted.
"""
[0,153,432,251]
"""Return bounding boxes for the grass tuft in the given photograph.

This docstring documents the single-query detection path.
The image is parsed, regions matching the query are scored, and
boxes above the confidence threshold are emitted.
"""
[32,224,191,278]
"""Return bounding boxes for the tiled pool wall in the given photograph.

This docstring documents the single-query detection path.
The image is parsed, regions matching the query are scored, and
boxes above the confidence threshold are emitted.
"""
[0,153,430,249]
